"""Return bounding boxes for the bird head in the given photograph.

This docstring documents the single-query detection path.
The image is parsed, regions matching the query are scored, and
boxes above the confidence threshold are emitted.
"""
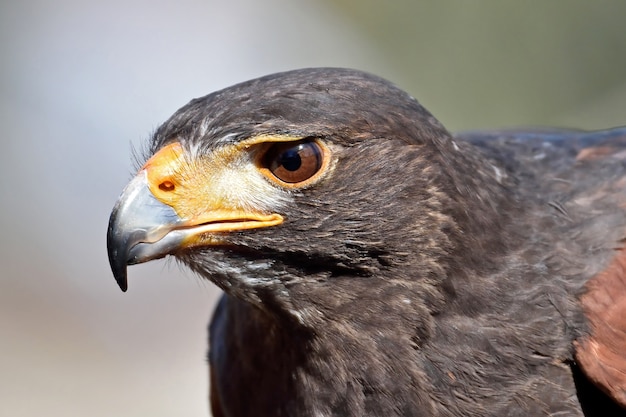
[107,68,505,318]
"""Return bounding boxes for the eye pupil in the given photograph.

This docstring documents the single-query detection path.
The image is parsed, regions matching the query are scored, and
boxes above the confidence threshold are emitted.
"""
[279,149,302,171]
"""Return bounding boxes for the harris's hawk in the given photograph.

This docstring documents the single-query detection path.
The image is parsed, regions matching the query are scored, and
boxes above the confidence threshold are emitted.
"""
[107,68,626,416]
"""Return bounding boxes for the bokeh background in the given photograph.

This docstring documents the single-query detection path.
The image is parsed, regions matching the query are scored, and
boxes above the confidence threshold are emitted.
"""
[2,1,625,416]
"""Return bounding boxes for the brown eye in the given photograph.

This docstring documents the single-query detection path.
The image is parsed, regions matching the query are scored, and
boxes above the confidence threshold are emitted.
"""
[263,140,324,184]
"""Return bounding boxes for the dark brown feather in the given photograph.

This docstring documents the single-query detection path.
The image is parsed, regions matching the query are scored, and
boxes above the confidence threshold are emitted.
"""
[138,69,626,416]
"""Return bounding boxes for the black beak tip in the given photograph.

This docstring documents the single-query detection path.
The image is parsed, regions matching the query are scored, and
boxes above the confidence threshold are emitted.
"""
[116,273,129,292]
[109,252,129,292]
[107,227,130,292]
[116,278,128,292]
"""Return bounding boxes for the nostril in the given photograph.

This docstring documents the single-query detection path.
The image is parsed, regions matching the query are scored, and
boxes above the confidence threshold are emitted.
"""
[159,180,175,192]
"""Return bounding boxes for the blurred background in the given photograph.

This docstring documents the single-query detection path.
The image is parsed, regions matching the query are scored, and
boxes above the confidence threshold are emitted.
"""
[1,1,625,416]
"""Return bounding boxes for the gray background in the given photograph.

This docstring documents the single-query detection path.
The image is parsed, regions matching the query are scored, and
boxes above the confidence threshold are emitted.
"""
[2,1,625,416]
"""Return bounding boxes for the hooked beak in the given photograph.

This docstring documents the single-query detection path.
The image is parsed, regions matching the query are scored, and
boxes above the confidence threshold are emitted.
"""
[107,171,186,291]
[106,142,283,292]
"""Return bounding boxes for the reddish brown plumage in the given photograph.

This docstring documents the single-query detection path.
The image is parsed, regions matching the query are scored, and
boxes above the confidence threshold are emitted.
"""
[576,249,626,407]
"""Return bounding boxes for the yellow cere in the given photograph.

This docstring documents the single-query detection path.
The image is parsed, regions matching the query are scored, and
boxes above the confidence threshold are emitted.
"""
[140,140,289,240]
